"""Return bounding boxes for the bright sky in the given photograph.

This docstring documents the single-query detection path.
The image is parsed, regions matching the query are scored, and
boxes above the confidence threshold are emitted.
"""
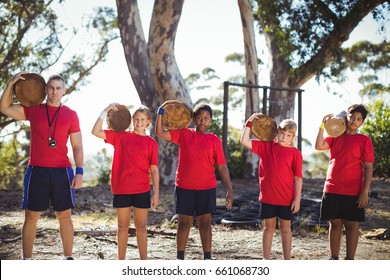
[41,0,388,159]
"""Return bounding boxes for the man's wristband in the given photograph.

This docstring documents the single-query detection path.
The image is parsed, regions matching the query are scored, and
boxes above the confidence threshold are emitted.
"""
[157,107,165,115]
[75,167,84,175]
[99,111,108,120]
[319,122,325,130]
[245,120,252,128]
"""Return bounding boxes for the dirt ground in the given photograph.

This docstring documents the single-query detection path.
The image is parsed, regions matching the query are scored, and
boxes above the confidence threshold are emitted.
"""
[1,178,389,260]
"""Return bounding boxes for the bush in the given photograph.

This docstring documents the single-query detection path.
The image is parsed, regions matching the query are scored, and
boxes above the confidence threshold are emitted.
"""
[0,138,25,190]
[361,100,390,178]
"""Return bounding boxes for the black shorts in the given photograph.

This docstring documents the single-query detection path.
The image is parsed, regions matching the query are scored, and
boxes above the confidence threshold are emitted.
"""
[320,193,365,222]
[113,190,151,208]
[22,166,75,212]
[175,186,216,216]
[259,202,294,220]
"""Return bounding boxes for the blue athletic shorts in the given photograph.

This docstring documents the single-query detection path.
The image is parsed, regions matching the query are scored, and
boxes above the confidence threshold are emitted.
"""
[22,166,75,212]
[259,202,294,220]
[175,186,216,216]
[113,190,151,208]
[320,192,365,222]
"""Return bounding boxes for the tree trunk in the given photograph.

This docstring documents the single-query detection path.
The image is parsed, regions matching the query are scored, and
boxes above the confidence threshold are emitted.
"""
[116,0,158,110]
[148,0,191,104]
[148,0,190,184]
[117,0,190,185]
[261,18,294,124]
[238,0,260,178]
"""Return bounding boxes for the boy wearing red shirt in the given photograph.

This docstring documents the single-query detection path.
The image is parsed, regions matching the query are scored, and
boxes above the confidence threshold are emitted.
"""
[156,101,233,260]
[315,104,374,260]
[241,116,303,260]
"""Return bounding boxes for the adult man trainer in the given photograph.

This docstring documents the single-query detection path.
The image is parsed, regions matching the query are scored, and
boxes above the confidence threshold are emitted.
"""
[0,71,84,260]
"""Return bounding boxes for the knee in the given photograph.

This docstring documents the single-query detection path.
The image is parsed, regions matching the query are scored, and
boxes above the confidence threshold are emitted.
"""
[330,219,343,230]
[56,210,72,223]
[178,218,193,230]
[263,219,276,232]
[279,224,291,235]
[343,221,359,232]
[196,217,211,231]
[24,211,41,224]
[117,220,130,231]
[134,220,147,232]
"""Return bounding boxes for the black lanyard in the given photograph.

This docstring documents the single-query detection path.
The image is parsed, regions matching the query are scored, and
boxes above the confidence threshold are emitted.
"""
[45,103,62,140]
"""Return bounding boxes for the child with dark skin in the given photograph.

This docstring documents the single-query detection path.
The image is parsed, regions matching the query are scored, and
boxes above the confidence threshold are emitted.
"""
[155,101,233,260]
[315,104,374,260]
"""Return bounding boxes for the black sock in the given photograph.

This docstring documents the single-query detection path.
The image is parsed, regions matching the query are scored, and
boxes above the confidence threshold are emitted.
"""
[204,252,211,260]
[177,251,185,260]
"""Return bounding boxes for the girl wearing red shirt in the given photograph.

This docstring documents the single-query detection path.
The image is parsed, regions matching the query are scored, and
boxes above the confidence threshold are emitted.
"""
[92,104,159,260]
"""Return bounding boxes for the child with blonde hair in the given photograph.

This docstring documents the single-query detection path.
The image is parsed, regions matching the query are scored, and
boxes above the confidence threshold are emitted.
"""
[92,104,159,260]
[241,115,303,260]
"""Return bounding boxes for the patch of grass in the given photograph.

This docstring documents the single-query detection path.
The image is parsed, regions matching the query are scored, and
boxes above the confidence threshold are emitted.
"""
[298,220,328,235]
[160,219,178,230]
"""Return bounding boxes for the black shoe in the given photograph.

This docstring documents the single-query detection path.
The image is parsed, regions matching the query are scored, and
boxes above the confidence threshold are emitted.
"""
[65,257,74,260]
[329,257,339,260]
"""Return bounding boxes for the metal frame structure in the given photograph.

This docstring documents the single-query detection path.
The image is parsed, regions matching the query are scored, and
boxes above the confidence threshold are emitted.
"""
[222,81,304,156]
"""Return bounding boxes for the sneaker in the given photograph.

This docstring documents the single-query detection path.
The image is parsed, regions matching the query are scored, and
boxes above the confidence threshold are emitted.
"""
[64,257,74,260]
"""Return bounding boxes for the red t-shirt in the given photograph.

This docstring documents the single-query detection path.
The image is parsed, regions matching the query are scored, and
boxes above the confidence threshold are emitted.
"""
[170,128,226,190]
[324,133,374,195]
[251,140,303,206]
[24,104,80,167]
[105,130,158,194]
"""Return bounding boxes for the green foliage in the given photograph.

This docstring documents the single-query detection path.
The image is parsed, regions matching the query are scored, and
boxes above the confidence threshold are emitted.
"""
[0,136,25,190]
[304,151,329,179]
[226,131,244,179]
[184,67,218,91]
[93,148,112,184]
[361,100,390,178]
[224,53,245,64]
[0,0,64,85]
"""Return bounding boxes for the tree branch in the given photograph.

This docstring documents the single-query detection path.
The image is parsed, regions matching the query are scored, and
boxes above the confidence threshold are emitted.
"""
[292,0,386,87]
